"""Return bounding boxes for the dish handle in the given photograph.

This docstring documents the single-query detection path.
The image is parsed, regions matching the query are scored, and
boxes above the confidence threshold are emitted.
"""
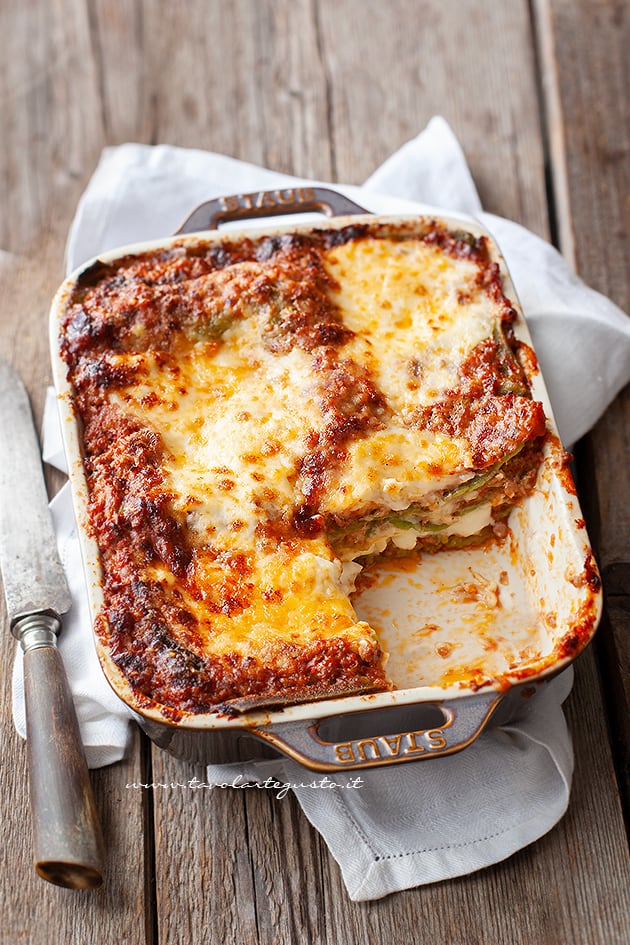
[175,186,368,233]
[248,691,503,771]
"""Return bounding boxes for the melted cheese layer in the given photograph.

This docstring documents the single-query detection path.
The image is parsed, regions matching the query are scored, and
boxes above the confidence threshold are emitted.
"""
[105,234,522,659]
[113,236,494,530]
[62,222,543,710]
[326,238,496,410]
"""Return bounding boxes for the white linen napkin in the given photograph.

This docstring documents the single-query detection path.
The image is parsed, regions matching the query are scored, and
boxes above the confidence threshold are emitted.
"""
[12,116,630,898]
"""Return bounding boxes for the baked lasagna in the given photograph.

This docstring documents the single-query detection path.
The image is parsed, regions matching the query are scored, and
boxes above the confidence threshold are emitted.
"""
[58,218,547,716]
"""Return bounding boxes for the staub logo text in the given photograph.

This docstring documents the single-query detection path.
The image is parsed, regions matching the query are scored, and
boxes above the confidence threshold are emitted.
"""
[332,728,449,765]
[219,187,316,213]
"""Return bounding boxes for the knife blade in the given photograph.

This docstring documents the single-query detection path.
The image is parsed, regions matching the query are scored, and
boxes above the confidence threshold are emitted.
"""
[0,360,104,889]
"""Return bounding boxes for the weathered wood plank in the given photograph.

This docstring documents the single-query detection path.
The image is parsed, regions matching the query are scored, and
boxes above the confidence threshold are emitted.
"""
[316,0,549,233]
[534,0,630,572]
[0,2,148,943]
[536,0,630,304]
[0,0,105,256]
[125,0,335,181]
[534,0,630,834]
[0,723,150,945]
[596,596,630,813]
[86,0,152,145]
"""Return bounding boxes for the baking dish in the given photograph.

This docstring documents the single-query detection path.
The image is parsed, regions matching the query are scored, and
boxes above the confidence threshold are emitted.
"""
[50,187,602,770]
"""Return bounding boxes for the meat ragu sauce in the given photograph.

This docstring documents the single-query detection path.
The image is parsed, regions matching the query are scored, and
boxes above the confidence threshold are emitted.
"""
[59,220,550,716]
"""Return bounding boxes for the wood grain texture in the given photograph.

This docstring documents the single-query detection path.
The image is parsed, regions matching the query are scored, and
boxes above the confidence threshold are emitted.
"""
[539,0,630,306]
[129,0,335,180]
[598,596,630,815]
[535,0,630,863]
[534,0,630,569]
[0,2,147,942]
[315,0,549,233]
[539,0,630,570]
[0,718,149,945]
[0,0,104,256]
[1,1,629,943]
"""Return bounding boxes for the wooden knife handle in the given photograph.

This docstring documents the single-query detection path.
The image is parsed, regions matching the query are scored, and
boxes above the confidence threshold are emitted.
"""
[19,616,104,888]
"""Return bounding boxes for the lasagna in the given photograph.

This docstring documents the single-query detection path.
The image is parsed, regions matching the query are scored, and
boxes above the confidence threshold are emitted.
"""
[58,218,547,716]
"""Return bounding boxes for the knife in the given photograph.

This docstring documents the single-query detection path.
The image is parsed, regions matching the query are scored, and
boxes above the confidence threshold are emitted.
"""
[0,361,103,889]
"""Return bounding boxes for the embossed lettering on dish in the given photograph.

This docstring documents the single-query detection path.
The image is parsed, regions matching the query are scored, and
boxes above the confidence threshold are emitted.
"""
[219,187,316,213]
[333,728,449,765]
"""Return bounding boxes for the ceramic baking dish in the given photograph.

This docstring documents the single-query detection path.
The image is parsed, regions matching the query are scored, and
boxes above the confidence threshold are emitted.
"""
[49,187,602,770]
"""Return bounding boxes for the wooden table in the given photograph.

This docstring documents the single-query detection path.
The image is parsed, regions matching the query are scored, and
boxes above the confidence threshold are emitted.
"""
[1,2,629,942]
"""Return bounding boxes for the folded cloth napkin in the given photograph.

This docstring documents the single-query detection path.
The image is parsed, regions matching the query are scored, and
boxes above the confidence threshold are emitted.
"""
[12,116,630,899]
